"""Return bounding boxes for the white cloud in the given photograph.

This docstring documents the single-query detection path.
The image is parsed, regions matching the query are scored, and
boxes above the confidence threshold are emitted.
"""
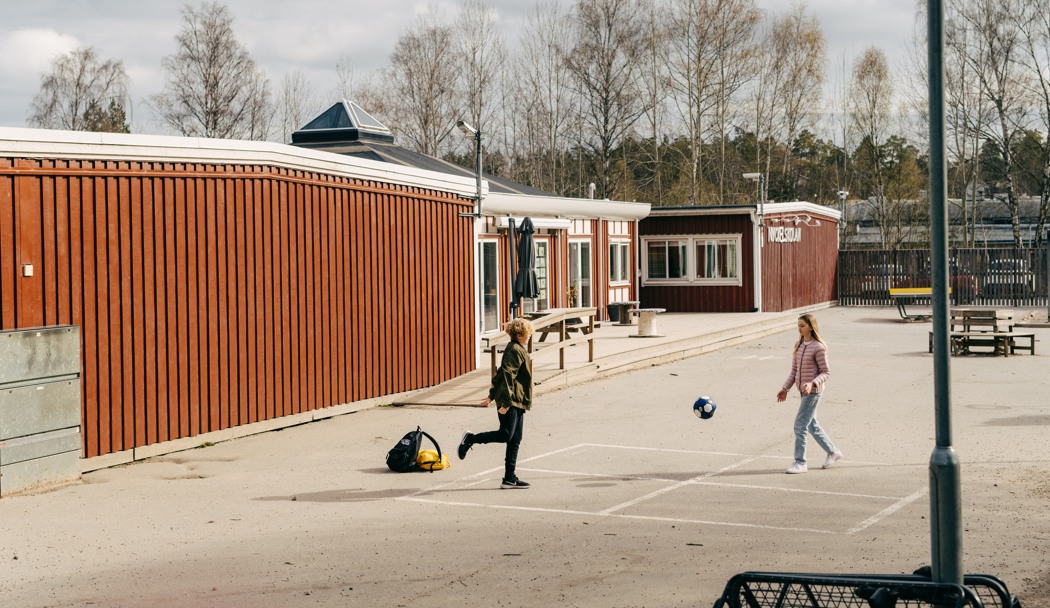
[0,28,80,81]
[0,28,81,127]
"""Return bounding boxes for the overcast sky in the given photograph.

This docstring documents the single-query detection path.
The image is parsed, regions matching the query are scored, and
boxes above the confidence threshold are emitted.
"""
[0,0,920,133]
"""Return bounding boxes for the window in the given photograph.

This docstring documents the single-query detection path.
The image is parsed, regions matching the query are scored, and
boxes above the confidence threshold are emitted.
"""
[522,240,549,314]
[642,235,742,286]
[609,240,630,283]
[696,238,738,280]
[646,240,687,280]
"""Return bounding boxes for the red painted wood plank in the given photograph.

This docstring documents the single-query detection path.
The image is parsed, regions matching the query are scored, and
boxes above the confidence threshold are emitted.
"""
[0,171,16,330]
[128,175,148,448]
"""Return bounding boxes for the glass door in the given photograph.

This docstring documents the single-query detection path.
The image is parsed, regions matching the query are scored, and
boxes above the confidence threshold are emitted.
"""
[568,240,592,307]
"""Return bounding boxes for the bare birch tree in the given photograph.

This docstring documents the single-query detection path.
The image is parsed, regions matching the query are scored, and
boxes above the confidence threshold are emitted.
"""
[150,2,273,140]
[1015,0,1050,246]
[455,1,506,138]
[385,14,459,157]
[29,46,130,132]
[636,0,670,205]
[709,0,762,202]
[512,0,576,193]
[666,0,758,205]
[276,70,325,143]
[955,0,1030,246]
[566,0,648,200]
[849,47,898,247]
[770,5,825,178]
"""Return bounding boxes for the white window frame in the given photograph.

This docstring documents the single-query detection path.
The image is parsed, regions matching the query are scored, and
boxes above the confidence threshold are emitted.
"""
[694,236,741,284]
[608,239,631,285]
[479,239,501,333]
[643,238,689,283]
[641,234,743,287]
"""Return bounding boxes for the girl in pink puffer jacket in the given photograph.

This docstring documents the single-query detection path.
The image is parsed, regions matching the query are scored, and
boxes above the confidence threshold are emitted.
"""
[776,313,842,474]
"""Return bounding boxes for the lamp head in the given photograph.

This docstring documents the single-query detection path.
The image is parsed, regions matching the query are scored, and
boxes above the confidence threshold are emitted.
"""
[457,120,477,137]
[742,172,762,181]
[837,190,849,198]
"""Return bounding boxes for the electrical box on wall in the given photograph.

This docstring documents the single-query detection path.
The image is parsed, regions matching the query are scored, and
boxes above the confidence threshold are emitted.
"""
[0,326,82,497]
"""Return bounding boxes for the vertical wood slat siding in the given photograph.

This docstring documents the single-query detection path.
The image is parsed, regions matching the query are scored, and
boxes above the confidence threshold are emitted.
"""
[0,159,474,458]
[760,214,839,312]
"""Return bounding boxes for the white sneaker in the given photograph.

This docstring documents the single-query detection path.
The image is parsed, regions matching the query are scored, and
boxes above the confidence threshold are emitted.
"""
[822,452,843,469]
[785,461,808,474]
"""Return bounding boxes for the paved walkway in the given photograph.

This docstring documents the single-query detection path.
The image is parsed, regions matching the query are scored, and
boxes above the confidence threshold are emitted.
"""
[2,306,1048,608]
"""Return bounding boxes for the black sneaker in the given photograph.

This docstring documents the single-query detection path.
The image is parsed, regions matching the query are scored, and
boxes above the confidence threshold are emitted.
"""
[500,478,530,489]
[457,432,473,460]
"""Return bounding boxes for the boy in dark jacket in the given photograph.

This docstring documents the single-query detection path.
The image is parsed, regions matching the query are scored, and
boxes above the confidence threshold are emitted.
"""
[458,318,534,488]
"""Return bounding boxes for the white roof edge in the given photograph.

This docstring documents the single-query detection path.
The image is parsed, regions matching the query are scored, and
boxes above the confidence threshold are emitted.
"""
[764,201,842,220]
[648,201,841,221]
[0,126,479,198]
[483,192,651,221]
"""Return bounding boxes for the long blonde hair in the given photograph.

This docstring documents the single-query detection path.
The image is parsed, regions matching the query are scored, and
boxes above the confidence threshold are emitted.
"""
[793,313,828,354]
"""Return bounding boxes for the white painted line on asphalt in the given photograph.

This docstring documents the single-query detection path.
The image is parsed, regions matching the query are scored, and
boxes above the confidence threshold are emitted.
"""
[596,455,763,515]
[581,443,755,458]
[519,468,902,500]
[846,487,929,534]
[402,497,837,535]
[522,467,683,483]
[693,481,902,501]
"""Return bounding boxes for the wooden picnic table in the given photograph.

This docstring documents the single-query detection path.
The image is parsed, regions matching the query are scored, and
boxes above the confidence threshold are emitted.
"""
[928,308,1036,356]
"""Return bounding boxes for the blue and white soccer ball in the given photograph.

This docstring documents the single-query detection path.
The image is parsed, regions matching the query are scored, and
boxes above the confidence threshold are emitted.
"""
[693,395,717,420]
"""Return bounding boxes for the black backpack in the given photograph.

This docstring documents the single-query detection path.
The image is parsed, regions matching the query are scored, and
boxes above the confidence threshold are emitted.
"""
[385,426,443,472]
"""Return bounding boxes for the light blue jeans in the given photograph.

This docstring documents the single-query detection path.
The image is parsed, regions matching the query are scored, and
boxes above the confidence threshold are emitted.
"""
[793,392,837,466]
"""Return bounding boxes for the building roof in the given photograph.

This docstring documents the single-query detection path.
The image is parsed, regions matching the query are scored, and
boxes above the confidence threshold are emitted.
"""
[291,100,551,197]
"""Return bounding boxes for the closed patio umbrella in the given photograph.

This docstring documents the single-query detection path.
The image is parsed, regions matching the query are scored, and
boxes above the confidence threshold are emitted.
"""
[513,217,539,312]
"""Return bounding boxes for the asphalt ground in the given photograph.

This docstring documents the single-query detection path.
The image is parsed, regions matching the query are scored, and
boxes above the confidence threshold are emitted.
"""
[2,306,1048,607]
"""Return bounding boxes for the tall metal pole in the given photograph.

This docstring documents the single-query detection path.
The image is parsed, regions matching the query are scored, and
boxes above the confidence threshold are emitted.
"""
[474,130,483,217]
[928,0,963,584]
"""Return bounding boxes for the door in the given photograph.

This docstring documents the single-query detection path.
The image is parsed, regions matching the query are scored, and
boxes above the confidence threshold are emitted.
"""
[568,240,591,307]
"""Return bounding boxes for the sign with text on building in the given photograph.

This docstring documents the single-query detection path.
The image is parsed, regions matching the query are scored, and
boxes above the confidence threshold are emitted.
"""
[767,225,802,243]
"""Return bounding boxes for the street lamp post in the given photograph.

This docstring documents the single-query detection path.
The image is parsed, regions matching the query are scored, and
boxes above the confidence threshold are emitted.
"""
[743,172,765,312]
[837,190,849,245]
[743,172,765,243]
[457,120,483,218]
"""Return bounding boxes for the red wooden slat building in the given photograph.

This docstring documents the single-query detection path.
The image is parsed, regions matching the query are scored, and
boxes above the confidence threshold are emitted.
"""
[1,128,478,460]
[639,203,840,312]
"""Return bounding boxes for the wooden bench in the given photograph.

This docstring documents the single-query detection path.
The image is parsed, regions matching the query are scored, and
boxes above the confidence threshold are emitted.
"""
[889,287,949,321]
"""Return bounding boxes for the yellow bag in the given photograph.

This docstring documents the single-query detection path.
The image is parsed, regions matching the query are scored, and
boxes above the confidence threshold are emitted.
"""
[416,449,450,471]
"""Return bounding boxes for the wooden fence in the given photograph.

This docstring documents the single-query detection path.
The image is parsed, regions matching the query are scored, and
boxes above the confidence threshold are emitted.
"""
[0,157,475,458]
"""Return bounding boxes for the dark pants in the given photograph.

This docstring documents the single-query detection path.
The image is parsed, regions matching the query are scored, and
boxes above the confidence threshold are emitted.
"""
[472,406,524,482]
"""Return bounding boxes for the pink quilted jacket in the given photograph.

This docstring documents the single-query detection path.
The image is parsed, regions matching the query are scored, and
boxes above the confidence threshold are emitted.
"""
[782,339,830,394]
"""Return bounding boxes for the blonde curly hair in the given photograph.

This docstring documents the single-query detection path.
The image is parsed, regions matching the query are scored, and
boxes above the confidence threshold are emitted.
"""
[505,318,535,342]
